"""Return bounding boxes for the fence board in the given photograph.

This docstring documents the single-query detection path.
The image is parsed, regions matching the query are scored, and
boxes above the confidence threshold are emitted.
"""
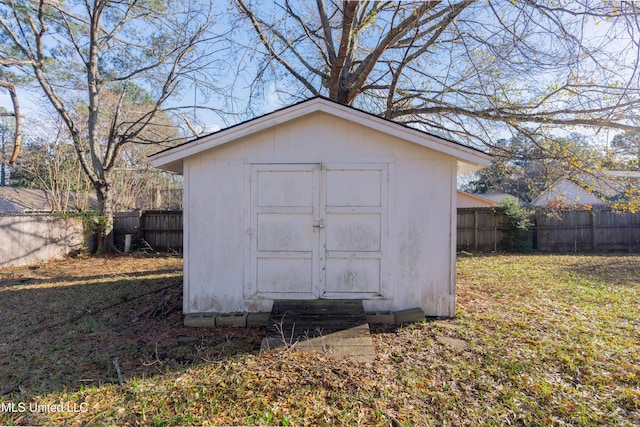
[141,211,183,252]
[592,209,640,252]
[458,206,640,253]
[457,208,510,252]
[534,207,640,253]
[113,211,141,249]
[535,209,594,252]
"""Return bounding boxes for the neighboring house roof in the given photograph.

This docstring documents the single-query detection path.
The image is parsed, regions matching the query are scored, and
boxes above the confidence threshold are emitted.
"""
[151,96,491,174]
[0,187,95,213]
[456,191,498,208]
[456,191,520,208]
[0,187,54,212]
[531,171,640,207]
[479,193,519,205]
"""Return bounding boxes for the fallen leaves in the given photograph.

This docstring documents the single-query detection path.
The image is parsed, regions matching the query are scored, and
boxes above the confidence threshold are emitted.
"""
[1,254,639,426]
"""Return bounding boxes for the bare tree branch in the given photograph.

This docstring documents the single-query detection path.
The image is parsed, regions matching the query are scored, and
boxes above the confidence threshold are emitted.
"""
[231,0,639,145]
[0,0,221,251]
[235,0,320,96]
[0,81,21,164]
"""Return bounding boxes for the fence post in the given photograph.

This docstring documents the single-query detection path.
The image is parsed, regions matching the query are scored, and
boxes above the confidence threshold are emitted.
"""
[591,210,598,251]
[474,209,479,251]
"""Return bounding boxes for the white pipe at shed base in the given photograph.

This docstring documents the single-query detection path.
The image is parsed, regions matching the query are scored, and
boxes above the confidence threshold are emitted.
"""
[124,234,132,253]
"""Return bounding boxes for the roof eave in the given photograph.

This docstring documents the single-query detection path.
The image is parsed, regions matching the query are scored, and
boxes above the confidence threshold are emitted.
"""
[457,158,490,175]
[151,97,492,172]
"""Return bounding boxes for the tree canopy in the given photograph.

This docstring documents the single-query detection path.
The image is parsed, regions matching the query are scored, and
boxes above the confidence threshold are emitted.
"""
[232,0,639,149]
[463,132,603,202]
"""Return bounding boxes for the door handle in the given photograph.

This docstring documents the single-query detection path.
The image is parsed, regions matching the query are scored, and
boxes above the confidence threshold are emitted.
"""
[313,218,324,228]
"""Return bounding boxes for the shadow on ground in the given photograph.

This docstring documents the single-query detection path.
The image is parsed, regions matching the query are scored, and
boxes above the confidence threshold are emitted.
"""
[0,256,263,398]
[561,254,640,287]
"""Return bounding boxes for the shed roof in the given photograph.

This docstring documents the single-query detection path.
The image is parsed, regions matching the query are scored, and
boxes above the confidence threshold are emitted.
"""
[151,97,491,174]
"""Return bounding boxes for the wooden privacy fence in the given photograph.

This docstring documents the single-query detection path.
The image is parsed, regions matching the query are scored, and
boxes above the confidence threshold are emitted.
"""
[116,207,640,254]
[457,208,510,252]
[535,208,640,253]
[457,206,640,253]
[114,210,182,252]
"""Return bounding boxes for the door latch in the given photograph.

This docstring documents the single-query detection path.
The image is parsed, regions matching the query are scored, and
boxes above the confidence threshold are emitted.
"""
[313,217,325,228]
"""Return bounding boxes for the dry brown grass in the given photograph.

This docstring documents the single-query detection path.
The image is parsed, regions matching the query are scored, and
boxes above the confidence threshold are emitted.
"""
[1,254,639,426]
[0,255,262,399]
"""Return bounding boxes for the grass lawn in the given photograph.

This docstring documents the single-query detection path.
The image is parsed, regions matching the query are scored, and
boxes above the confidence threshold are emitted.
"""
[0,254,638,426]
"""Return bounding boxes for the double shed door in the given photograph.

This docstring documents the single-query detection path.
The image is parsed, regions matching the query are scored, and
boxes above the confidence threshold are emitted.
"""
[247,163,388,299]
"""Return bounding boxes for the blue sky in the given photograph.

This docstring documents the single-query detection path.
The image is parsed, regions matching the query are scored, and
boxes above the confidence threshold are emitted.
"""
[1,1,636,148]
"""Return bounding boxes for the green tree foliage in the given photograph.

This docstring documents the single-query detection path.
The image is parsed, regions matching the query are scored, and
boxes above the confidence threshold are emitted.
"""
[463,133,602,203]
[500,198,533,252]
[610,131,640,168]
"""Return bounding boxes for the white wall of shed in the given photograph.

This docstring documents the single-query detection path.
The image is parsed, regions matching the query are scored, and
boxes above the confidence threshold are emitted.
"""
[183,111,457,317]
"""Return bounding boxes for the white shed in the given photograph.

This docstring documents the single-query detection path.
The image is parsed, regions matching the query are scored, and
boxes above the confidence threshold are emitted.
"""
[151,97,490,318]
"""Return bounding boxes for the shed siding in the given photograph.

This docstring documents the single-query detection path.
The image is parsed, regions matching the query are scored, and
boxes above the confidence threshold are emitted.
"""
[184,111,457,316]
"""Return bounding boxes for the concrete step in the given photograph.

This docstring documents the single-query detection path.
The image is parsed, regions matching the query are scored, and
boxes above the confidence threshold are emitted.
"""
[263,299,375,362]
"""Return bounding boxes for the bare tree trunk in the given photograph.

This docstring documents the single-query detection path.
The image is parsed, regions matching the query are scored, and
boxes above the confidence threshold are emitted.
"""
[328,0,358,105]
[95,169,115,253]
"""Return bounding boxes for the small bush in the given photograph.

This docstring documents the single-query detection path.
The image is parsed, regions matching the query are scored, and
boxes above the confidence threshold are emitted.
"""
[500,198,533,252]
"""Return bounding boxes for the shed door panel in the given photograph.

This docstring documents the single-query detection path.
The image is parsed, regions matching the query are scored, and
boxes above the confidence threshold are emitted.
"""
[323,167,385,297]
[250,164,320,298]
[248,163,386,299]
